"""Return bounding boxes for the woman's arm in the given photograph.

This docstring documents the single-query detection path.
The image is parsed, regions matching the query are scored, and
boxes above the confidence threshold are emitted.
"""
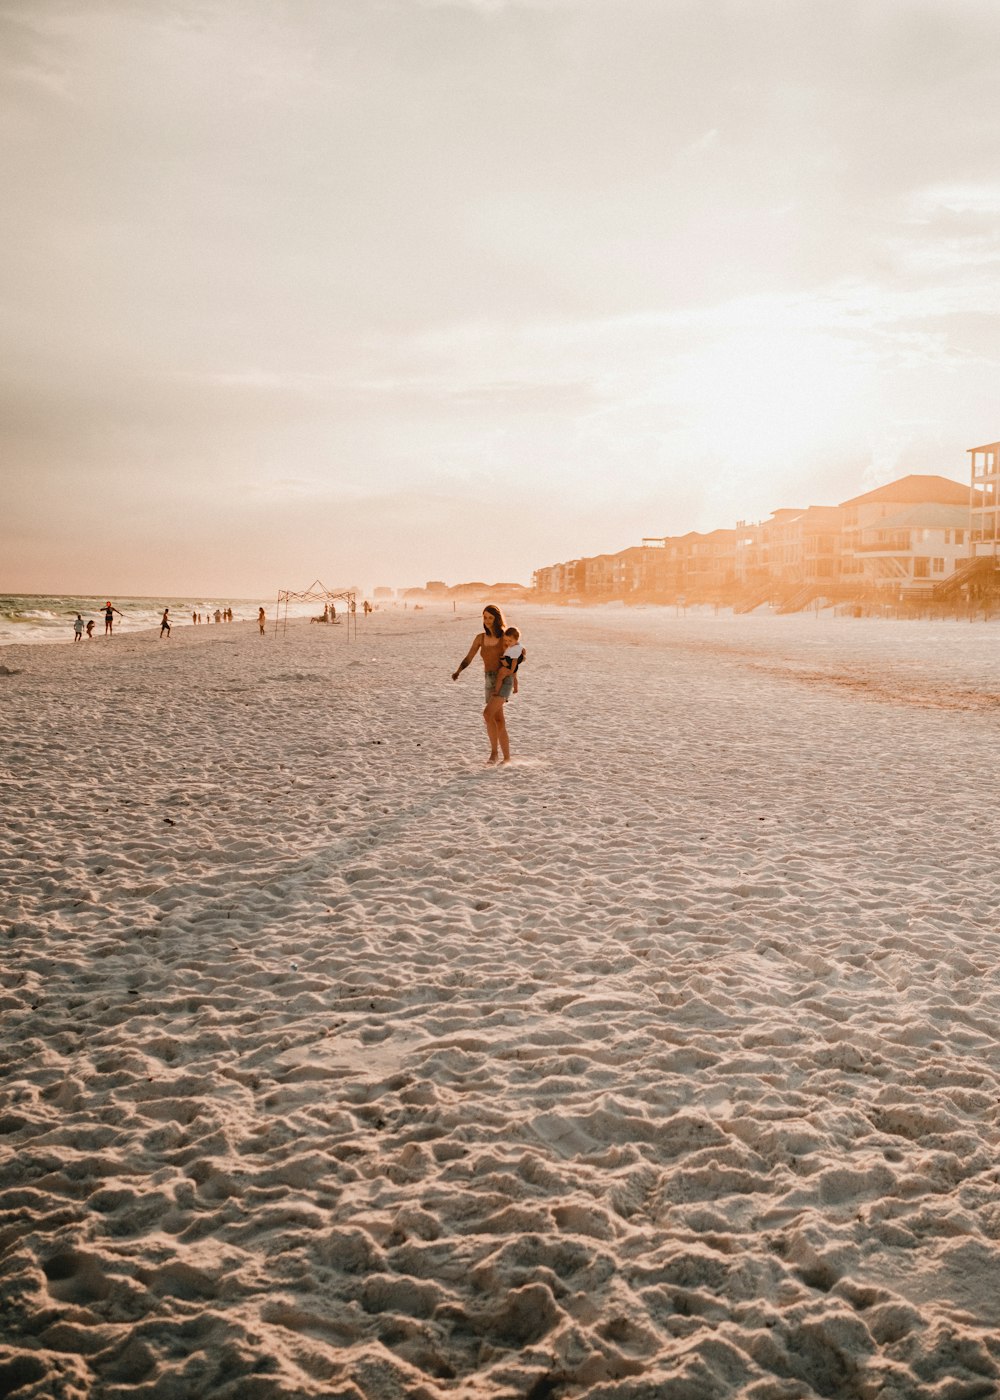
[452,634,483,681]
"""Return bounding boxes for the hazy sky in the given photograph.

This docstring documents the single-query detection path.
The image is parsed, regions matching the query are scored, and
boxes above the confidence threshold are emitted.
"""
[4,0,1000,595]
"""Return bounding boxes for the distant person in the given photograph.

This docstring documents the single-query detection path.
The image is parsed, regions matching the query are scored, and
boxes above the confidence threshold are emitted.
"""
[73,614,84,642]
[103,601,123,635]
[159,608,171,638]
[452,605,513,764]
[192,610,197,624]
[214,609,222,624]
[258,607,266,635]
[85,619,95,639]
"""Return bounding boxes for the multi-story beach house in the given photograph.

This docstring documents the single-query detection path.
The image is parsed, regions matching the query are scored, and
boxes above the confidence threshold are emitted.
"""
[838,475,971,595]
[731,511,837,611]
[969,441,1000,554]
[580,547,646,598]
[640,529,736,601]
[853,504,970,593]
[532,559,585,600]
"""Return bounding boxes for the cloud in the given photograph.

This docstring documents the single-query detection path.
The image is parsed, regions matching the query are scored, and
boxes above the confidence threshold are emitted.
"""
[909,182,1000,219]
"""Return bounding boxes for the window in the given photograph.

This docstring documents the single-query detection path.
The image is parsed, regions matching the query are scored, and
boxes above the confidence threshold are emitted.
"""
[913,558,930,578]
[933,558,945,573]
[955,529,965,545]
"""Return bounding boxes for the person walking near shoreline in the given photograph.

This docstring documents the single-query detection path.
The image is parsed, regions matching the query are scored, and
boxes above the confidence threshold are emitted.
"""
[103,601,123,635]
[159,608,171,638]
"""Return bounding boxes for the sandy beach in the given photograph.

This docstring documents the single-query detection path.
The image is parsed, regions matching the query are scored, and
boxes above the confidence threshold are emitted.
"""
[3,606,1000,1399]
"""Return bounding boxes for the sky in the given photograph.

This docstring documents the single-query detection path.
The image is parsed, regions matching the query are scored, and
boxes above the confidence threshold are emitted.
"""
[3,0,1000,596]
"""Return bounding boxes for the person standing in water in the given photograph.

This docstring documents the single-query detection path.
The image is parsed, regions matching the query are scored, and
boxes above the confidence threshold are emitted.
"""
[103,601,123,635]
[73,614,84,642]
[452,605,513,764]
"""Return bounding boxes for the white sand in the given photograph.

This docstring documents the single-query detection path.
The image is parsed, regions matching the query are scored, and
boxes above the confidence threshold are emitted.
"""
[2,607,1000,1399]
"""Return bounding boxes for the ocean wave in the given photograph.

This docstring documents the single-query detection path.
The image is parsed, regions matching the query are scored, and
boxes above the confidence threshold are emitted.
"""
[0,595,303,647]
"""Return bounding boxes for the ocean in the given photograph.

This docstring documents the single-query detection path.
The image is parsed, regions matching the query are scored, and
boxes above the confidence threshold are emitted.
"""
[0,594,332,647]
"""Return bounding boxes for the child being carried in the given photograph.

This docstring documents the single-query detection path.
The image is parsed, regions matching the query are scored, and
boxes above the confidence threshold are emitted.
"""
[492,627,526,698]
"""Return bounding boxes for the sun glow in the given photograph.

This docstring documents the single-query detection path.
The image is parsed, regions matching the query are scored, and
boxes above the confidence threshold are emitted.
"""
[670,323,869,474]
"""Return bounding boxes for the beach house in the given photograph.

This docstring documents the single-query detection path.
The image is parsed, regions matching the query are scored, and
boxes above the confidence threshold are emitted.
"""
[838,475,971,596]
[969,441,1000,553]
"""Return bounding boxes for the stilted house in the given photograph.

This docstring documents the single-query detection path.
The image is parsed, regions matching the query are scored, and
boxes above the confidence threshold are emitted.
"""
[839,475,971,595]
[969,442,1000,554]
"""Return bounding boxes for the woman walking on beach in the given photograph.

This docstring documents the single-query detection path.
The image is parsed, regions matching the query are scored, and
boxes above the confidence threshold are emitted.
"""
[452,605,515,764]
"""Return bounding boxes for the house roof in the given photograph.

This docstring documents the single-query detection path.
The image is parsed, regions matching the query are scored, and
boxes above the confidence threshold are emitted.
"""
[839,474,969,508]
[860,504,970,531]
[670,527,737,543]
[968,442,1000,452]
[800,505,843,524]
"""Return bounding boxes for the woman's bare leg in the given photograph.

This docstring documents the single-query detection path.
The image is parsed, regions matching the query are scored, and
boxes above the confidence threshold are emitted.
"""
[485,697,510,762]
[496,703,510,762]
[483,704,499,762]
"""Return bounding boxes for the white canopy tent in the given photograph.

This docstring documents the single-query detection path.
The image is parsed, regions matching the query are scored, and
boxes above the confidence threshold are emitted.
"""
[274,579,357,638]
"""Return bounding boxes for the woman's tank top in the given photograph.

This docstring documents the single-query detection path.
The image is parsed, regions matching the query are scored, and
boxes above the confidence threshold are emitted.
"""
[482,632,503,669]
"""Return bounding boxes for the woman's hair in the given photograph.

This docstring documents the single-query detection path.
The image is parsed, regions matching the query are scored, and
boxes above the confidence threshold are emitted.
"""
[482,604,506,639]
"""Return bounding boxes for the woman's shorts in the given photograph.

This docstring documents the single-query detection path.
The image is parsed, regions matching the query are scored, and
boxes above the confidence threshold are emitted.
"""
[484,670,513,704]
